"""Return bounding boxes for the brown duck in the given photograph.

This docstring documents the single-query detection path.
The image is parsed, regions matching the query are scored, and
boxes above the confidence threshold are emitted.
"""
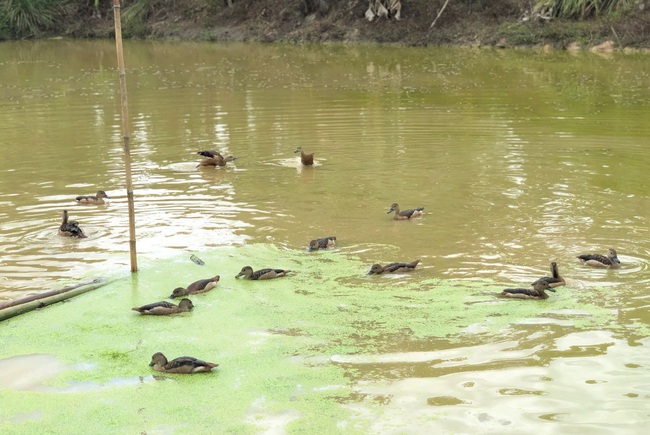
[368,260,421,275]
[58,210,87,238]
[132,298,194,315]
[236,266,291,280]
[76,190,109,205]
[500,280,556,300]
[197,153,238,168]
[577,248,621,269]
[532,262,566,288]
[294,147,314,165]
[170,276,220,298]
[387,203,424,220]
[308,236,337,251]
[149,352,218,374]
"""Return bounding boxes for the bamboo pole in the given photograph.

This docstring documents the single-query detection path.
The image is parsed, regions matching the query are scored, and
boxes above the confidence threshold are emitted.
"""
[113,0,138,272]
[0,280,112,322]
[0,279,101,310]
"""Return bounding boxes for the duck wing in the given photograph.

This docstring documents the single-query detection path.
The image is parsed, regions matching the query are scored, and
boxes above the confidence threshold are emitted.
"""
[578,254,613,265]
[187,278,212,291]
[164,356,217,372]
[133,301,177,312]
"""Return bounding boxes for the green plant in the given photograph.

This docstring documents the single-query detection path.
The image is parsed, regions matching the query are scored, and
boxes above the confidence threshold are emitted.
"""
[537,0,637,19]
[1,0,69,37]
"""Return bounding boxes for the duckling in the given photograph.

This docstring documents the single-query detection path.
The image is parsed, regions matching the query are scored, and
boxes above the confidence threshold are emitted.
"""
[132,298,194,315]
[75,190,109,205]
[308,236,337,251]
[149,352,218,374]
[368,260,421,275]
[170,276,220,298]
[197,150,222,159]
[532,262,566,288]
[197,155,238,168]
[236,266,291,280]
[387,203,424,220]
[500,280,556,300]
[58,210,87,238]
[577,248,621,269]
[294,147,314,165]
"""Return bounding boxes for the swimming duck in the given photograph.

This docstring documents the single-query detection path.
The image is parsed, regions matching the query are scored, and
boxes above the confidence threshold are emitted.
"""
[236,266,291,280]
[132,298,194,315]
[532,262,566,288]
[368,260,421,275]
[387,203,424,220]
[500,280,556,300]
[196,155,238,168]
[294,147,314,165]
[75,190,109,205]
[577,248,621,269]
[58,210,87,238]
[170,276,220,298]
[149,352,218,374]
[308,236,337,251]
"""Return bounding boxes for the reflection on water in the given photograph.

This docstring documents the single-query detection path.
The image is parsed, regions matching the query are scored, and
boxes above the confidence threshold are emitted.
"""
[0,41,649,432]
[342,334,650,433]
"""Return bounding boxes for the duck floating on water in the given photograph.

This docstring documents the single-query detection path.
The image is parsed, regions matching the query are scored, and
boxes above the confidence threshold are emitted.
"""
[236,266,291,280]
[294,147,314,165]
[149,352,218,374]
[76,190,109,205]
[308,236,337,251]
[500,280,556,300]
[532,262,566,288]
[577,248,621,269]
[58,210,87,238]
[170,276,220,298]
[368,260,421,275]
[132,298,194,315]
[196,150,238,168]
[387,203,424,220]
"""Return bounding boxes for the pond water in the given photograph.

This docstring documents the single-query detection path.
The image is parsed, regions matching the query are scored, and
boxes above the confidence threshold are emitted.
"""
[0,40,649,433]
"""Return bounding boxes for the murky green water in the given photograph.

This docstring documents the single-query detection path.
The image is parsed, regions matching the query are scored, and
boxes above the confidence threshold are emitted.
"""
[0,40,649,433]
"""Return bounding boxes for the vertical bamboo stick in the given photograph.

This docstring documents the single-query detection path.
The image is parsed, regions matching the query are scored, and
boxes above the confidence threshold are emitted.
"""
[113,0,138,272]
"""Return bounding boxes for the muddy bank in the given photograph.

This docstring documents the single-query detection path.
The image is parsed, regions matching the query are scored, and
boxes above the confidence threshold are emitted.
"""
[12,0,650,49]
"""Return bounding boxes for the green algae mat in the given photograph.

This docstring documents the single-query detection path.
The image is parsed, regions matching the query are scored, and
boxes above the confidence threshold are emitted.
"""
[0,244,613,433]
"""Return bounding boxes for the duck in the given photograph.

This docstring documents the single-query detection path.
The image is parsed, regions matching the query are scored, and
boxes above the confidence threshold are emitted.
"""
[577,248,621,269]
[236,266,291,280]
[132,298,194,315]
[75,190,109,205]
[387,203,424,220]
[196,155,238,168]
[294,147,314,165]
[149,352,218,374]
[368,260,421,275]
[170,276,220,298]
[308,236,337,251]
[532,262,566,288]
[58,210,87,238]
[500,280,556,300]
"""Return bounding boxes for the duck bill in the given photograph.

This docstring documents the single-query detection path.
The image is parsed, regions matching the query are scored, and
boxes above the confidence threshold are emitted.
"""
[235,273,243,278]
[148,361,155,367]
[614,257,621,263]
[548,288,557,292]
[386,209,394,214]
